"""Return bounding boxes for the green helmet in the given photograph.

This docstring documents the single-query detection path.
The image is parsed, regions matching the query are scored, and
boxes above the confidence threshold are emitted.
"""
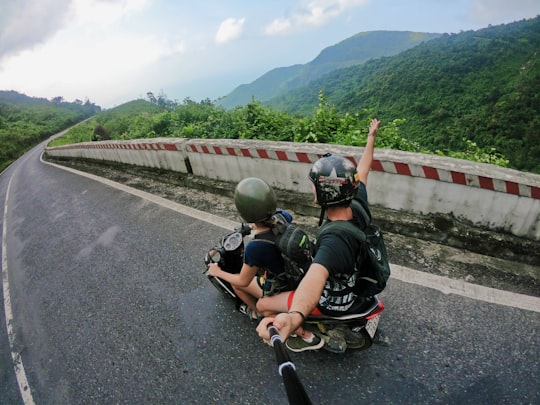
[234,177,277,223]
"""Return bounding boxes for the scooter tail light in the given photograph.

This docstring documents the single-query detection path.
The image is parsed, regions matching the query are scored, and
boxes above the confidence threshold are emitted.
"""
[365,299,384,319]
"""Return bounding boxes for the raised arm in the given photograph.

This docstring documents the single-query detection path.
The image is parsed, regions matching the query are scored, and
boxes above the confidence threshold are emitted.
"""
[356,118,380,185]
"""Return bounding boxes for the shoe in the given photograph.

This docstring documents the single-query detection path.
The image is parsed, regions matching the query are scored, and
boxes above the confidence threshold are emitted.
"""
[285,333,325,352]
[323,332,347,354]
[331,326,366,349]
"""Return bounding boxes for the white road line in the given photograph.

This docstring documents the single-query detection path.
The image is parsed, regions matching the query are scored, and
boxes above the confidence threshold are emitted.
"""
[391,265,540,313]
[42,157,540,315]
[2,174,36,405]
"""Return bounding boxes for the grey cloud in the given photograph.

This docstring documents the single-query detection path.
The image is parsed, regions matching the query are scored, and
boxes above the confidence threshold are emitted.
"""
[0,0,72,60]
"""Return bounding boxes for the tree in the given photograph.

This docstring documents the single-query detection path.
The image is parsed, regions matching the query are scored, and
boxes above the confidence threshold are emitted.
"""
[92,125,110,141]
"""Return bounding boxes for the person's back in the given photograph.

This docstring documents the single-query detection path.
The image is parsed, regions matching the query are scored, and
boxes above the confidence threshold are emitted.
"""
[309,155,373,315]
[256,118,382,350]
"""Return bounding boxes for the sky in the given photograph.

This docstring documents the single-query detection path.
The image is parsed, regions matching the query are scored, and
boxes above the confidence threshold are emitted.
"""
[0,0,539,109]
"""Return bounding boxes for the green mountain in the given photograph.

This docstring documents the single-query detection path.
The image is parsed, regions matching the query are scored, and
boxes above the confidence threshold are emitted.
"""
[267,17,540,174]
[217,31,441,109]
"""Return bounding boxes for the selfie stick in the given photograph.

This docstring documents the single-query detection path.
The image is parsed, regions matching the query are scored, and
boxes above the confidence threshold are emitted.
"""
[268,325,312,405]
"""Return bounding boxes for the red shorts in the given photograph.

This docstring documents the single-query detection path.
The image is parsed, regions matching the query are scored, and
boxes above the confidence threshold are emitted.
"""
[287,290,323,315]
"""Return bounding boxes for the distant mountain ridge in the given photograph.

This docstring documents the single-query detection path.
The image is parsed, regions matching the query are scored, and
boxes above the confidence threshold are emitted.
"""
[217,31,441,109]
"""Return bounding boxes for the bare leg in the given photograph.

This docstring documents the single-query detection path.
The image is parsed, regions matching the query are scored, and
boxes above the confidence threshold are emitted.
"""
[257,292,313,339]
[234,278,263,318]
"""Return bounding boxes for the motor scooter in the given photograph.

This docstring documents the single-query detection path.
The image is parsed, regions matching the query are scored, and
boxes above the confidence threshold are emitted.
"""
[204,223,385,353]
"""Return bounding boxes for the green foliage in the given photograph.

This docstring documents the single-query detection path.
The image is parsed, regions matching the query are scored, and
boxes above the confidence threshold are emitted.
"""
[51,87,516,170]
[0,91,100,172]
[442,139,509,167]
[52,91,429,159]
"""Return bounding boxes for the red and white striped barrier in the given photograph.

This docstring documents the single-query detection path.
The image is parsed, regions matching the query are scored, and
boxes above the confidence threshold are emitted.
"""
[45,138,540,239]
[185,142,539,200]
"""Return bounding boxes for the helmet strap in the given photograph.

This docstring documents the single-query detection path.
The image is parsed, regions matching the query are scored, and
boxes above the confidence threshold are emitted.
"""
[318,207,326,226]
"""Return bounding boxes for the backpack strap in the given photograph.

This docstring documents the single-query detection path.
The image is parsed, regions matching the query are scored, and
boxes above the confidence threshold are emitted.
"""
[350,199,371,228]
[317,219,367,245]
[253,229,277,243]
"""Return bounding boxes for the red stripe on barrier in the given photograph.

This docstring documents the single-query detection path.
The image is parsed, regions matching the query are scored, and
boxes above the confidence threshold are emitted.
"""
[188,144,197,152]
[532,186,540,199]
[296,152,311,163]
[226,147,236,155]
[371,160,384,172]
[213,146,223,155]
[163,144,177,151]
[257,149,269,159]
[276,151,288,161]
[478,176,494,190]
[201,145,210,154]
[505,181,520,195]
[394,162,412,176]
[422,166,440,180]
[240,148,252,157]
[451,171,467,185]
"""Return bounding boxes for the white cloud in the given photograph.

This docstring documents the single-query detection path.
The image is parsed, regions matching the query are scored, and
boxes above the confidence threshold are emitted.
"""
[265,0,370,35]
[265,18,293,36]
[215,17,246,44]
[2,34,181,83]
[68,0,153,27]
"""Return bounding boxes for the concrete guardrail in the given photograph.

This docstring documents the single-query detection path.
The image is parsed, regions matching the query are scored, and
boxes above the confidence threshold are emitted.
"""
[45,137,540,241]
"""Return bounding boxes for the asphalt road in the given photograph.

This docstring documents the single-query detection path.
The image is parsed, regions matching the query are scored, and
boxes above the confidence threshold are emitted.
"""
[1,142,539,405]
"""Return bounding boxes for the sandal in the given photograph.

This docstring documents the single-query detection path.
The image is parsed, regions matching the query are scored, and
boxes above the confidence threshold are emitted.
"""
[238,303,261,321]
[247,308,262,321]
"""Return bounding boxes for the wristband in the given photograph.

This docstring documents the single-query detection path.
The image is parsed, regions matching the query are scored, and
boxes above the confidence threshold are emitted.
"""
[288,310,306,325]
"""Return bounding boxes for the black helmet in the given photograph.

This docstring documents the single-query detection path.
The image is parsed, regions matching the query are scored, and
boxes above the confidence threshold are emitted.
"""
[309,153,360,208]
[234,177,277,223]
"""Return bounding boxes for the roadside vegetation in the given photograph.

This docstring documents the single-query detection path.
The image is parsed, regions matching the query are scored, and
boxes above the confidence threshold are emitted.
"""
[0,91,100,172]
[49,92,511,170]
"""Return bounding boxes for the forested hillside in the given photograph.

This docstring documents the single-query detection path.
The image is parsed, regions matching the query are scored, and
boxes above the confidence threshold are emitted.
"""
[218,31,440,109]
[0,91,100,172]
[51,91,510,172]
[267,17,540,174]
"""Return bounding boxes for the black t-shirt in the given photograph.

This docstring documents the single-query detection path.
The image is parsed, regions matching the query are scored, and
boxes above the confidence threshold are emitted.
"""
[313,183,372,314]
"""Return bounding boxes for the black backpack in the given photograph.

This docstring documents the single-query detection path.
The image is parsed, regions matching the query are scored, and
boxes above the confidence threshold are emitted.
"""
[316,200,391,297]
[254,211,313,295]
